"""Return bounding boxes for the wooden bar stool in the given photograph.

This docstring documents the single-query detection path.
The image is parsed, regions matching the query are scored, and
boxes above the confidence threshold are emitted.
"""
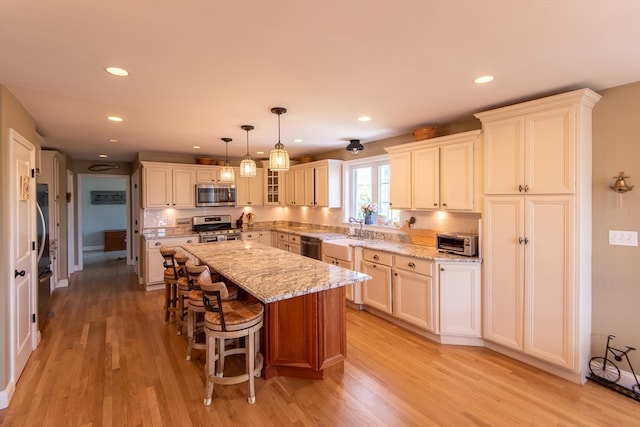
[199,269,264,406]
[160,246,181,325]
[186,266,238,360]
[175,256,194,336]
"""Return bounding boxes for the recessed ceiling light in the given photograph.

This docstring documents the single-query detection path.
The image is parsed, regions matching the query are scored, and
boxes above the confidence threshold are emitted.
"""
[256,151,264,155]
[105,66,130,77]
[193,145,201,149]
[107,116,123,122]
[108,138,119,143]
[294,139,303,143]
[358,116,372,122]
[98,154,108,158]
[474,75,494,84]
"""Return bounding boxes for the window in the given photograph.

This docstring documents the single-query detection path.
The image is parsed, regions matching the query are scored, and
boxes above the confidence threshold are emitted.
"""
[345,155,400,226]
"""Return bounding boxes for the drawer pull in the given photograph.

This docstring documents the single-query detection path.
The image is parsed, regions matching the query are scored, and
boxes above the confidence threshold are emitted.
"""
[155,242,161,246]
[373,254,379,260]
[186,240,193,243]
[408,262,416,269]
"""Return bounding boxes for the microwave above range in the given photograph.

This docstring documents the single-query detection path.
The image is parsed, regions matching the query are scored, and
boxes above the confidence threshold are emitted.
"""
[195,183,236,207]
[436,233,478,257]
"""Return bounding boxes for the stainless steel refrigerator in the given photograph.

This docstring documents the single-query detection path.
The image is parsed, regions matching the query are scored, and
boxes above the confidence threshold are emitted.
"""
[36,183,53,329]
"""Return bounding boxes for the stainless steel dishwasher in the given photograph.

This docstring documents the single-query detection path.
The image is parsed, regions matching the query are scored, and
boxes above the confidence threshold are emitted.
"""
[300,236,322,260]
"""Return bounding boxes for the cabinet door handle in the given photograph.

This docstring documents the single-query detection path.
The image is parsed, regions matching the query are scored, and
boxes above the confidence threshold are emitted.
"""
[394,272,398,276]
[372,264,377,269]
[408,262,416,269]
[524,237,529,244]
[15,269,26,278]
[155,242,162,246]
[524,184,529,192]
[433,203,438,207]
[373,254,379,260]
[519,237,523,244]
[442,203,447,207]
[440,267,445,271]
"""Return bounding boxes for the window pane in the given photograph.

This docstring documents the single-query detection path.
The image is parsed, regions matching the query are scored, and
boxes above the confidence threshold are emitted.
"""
[354,166,372,219]
[378,164,390,219]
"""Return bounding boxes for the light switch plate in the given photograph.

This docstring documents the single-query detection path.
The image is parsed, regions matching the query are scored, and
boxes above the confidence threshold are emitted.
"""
[608,230,638,247]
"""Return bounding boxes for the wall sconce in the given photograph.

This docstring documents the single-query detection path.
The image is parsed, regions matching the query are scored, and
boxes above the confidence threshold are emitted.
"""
[610,172,634,207]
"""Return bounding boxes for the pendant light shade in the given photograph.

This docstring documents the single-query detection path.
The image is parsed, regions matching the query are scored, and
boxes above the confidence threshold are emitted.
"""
[240,125,257,177]
[219,137,235,183]
[346,139,364,155]
[269,107,290,172]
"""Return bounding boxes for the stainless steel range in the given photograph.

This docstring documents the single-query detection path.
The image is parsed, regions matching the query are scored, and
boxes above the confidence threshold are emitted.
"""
[193,215,242,243]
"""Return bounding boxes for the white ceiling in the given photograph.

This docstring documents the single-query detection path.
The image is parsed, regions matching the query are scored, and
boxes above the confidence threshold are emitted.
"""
[1,1,639,162]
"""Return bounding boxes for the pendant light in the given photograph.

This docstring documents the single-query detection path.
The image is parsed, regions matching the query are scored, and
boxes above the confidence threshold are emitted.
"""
[239,125,257,177]
[269,107,290,172]
[346,139,364,155]
[219,137,235,183]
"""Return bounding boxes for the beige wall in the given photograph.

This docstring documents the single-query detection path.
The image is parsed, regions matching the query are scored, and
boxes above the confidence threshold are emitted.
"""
[591,81,640,367]
[0,85,38,391]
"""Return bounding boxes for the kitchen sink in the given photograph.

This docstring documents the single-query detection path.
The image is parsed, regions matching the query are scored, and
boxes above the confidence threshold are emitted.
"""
[322,239,354,261]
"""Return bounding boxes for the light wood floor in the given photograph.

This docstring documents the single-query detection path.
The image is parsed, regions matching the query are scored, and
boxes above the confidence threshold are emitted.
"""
[2,260,639,427]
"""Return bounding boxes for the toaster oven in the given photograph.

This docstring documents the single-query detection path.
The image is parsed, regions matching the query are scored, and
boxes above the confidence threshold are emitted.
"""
[436,233,478,257]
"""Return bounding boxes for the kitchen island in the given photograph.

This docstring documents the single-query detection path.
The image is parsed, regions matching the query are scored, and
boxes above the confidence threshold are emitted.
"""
[182,241,371,380]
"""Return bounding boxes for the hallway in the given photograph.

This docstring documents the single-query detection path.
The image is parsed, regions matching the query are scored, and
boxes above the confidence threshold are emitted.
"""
[1,260,640,426]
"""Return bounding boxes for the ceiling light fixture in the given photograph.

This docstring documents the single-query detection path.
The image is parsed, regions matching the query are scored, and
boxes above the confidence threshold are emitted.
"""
[358,116,372,122]
[346,139,364,155]
[193,145,200,149]
[107,116,123,122]
[108,138,119,143]
[240,125,257,178]
[219,138,235,183]
[98,154,108,158]
[474,75,494,84]
[105,66,130,77]
[269,107,290,172]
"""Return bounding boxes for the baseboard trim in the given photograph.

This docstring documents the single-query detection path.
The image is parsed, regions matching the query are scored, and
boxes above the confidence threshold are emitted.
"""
[0,380,15,409]
[55,279,69,288]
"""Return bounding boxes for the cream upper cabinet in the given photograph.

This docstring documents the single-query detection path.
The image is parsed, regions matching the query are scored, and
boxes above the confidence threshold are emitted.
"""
[389,151,412,210]
[313,160,342,208]
[412,147,439,209]
[143,162,195,208]
[440,141,474,210]
[235,167,263,206]
[477,88,602,381]
[386,130,480,211]
[262,161,285,206]
[285,160,342,207]
[478,101,576,195]
[196,166,223,183]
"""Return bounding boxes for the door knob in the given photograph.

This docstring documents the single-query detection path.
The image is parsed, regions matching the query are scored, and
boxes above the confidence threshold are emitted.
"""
[14,269,26,278]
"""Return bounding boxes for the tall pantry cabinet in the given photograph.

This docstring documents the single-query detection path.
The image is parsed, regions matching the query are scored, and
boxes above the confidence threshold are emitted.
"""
[475,89,601,383]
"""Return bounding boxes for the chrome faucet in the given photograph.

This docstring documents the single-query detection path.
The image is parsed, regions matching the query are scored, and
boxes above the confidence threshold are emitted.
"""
[348,216,364,238]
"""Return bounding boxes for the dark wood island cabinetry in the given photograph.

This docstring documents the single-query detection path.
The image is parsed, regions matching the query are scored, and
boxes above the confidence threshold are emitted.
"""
[182,241,369,380]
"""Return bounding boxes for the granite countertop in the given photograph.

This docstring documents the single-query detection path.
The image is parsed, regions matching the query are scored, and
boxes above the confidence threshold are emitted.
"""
[182,241,371,304]
[143,228,199,239]
[323,238,482,263]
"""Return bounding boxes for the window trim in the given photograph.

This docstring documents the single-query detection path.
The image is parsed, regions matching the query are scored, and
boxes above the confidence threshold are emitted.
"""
[343,154,392,224]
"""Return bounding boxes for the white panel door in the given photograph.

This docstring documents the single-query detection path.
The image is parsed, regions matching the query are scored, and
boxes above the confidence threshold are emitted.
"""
[412,147,439,209]
[389,151,412,209]
[524,195,575,369]
[10,129,36,382]
[440,141,474,210]
[483,196,524,350]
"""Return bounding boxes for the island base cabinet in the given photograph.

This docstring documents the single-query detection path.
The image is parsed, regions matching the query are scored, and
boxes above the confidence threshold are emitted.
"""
[263,287,346,380]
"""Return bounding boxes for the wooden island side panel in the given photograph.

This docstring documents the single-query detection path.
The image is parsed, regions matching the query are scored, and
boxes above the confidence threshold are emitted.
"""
[264,286,346,379]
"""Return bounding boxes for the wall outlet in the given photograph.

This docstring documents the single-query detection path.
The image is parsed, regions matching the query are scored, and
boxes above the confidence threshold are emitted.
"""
[608,230,638,247]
